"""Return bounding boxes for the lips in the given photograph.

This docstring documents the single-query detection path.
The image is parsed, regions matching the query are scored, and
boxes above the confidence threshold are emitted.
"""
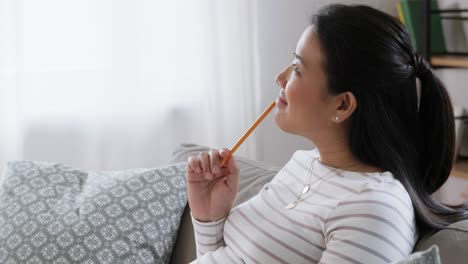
[276,90,288,108]
[279,90,287,104]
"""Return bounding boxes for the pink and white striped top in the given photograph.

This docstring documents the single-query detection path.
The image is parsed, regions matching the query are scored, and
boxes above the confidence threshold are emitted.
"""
[191,149,417,263]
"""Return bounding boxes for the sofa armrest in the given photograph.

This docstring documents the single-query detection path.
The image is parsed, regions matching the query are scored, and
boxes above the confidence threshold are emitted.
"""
[169,205,196,264]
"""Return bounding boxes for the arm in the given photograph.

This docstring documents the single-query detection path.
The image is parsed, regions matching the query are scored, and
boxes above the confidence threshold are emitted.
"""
[191,214,245,263]
[187,149,243,263]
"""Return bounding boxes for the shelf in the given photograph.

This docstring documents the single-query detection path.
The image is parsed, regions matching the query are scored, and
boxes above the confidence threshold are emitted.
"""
[431,9,468,13]
[452,159,468,180]
[431,55,468,68]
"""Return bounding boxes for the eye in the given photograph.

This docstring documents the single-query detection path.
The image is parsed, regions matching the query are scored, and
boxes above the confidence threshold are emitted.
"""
[292,64,301,75]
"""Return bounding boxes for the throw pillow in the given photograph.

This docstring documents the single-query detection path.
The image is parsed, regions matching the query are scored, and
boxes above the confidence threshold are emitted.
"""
[0,160,187,264]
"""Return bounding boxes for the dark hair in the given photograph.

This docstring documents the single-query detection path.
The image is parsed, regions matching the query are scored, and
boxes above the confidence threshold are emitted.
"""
[312,4,468,233]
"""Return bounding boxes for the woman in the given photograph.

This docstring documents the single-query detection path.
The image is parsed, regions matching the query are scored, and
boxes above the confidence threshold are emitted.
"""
[186,4,468,263]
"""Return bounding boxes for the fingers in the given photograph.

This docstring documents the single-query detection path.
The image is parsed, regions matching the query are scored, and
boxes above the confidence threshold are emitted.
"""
[187,149,231,181]
[209,149,220,175]
[187,156,201,173]
[219,148,230,158]
[199,152,212,179]
[219,149,239,194]
[219,148,230,167]
[219,148,237,173]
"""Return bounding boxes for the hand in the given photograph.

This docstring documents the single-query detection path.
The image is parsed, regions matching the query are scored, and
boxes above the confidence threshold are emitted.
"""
[186,148,239,222]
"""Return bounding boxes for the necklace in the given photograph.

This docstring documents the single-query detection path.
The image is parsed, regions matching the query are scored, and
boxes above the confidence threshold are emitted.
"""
[284,157,336,210]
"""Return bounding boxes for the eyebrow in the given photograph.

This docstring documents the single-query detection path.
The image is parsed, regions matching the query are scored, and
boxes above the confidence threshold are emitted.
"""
[293,52,308,69]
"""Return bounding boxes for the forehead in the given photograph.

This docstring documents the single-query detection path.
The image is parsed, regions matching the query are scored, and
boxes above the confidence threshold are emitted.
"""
[296,25,323,68]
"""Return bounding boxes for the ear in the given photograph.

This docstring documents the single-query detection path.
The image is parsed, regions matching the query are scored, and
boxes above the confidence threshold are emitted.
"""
[332,92,357,123]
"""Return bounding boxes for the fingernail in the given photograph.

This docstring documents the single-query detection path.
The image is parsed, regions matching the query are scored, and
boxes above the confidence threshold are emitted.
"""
[195,167,201,173]
[206,172,213,179]
[213,165,219,173]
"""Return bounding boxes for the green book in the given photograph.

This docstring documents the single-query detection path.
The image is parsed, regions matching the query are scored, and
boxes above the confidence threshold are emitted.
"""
[400,0,447,54]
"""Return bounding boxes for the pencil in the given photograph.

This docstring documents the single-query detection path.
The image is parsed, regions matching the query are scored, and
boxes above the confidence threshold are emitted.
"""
[220,100,276,167]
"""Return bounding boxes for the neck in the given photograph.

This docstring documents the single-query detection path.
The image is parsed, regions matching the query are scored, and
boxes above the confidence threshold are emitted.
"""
[317,147,360,170]
[308,131,383,173]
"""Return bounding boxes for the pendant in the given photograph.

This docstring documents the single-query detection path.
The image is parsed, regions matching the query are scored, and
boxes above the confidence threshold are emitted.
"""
[284,201,297,210]
[302,184,310,194]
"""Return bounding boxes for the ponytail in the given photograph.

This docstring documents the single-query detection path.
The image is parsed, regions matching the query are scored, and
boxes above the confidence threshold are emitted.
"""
[414,54,454,193]
[407,54,468,231]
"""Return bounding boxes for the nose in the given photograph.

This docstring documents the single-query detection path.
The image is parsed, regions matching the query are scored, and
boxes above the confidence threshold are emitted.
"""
[275,66,289,89]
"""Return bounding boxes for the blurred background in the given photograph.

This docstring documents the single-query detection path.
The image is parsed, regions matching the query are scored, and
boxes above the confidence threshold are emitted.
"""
[0,0,467,173]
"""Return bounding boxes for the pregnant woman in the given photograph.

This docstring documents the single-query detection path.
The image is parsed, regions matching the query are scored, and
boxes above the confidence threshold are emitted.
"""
[186,4,468,263]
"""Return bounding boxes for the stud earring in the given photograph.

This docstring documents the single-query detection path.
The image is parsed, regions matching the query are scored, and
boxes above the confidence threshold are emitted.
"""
[335,116,339,121]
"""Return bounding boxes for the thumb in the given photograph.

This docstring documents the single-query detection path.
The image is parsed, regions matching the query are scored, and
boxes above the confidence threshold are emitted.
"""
[226,156,239,190]
[227,156,239,174]
[219,148,231,168]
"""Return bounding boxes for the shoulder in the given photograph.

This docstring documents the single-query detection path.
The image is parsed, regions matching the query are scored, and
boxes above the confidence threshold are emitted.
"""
[320,177,418,263]
[326,169,413,208]
[327,171,414,222]
[330,180,415,225]
[323,174,417,254]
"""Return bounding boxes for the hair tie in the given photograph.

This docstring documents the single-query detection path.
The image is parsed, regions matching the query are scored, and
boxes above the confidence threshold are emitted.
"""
[413,54,431,78]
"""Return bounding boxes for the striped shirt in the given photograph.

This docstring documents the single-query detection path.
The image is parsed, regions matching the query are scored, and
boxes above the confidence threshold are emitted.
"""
[191,149,417,263]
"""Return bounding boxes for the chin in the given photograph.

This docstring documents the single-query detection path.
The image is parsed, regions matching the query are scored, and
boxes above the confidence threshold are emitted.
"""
[274,111,294,134]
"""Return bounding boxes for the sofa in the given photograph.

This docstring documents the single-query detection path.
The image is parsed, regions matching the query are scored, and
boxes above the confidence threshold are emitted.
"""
[0,143,467,263]
[168,144,468,264]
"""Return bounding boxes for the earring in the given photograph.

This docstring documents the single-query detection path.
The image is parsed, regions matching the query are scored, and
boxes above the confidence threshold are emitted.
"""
[335,116,339,121]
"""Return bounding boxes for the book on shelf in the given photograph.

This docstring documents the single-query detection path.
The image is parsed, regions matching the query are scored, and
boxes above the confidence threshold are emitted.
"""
[398,0,447,54]
[396,1,405,25]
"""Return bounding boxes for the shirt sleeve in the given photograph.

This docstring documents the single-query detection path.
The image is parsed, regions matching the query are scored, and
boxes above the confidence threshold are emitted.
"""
[191,213,245,263]
[191,213,227,258]
[319,190,416,264]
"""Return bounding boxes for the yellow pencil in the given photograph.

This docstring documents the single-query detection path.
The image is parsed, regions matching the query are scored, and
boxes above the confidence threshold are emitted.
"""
[220,100,276,167]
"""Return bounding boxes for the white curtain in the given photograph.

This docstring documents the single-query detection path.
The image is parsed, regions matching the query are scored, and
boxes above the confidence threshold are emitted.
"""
[0,0,260,171]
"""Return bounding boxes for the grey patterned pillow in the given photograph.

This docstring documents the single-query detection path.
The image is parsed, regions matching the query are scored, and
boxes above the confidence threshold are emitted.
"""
[0,160,187,264]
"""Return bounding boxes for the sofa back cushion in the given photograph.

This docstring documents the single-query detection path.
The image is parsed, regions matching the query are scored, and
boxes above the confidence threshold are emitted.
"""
[415,219,468,264]
[393,245,441,264]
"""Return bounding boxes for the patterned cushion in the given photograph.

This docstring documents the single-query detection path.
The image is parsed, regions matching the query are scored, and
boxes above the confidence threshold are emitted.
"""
[0,160,187,264]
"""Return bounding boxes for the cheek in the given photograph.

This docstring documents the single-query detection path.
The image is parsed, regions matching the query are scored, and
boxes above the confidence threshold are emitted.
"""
[285,81,303,103]
[287,82,313,110]
[288,82,327,120]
